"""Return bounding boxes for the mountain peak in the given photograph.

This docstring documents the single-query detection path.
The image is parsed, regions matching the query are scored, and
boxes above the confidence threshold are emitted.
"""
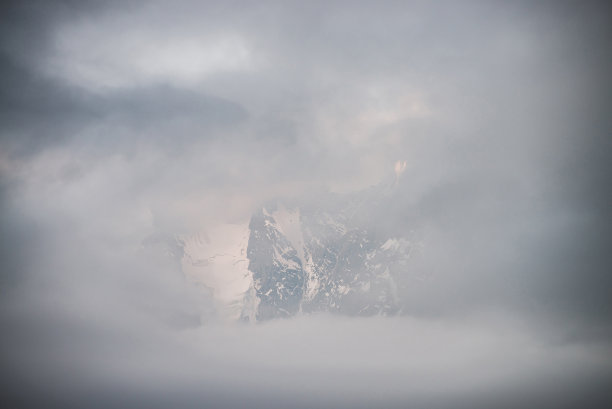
[166,186,418,322]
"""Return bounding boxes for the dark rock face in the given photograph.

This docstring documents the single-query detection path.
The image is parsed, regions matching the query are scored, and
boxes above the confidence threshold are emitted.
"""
[247,209,305,320]
[245,188,414,321]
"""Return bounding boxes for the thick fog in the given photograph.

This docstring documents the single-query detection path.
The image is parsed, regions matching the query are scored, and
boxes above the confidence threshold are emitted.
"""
[1,1,611,408]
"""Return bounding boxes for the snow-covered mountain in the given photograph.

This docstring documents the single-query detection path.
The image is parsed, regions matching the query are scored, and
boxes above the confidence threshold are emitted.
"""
[158,182,421,322]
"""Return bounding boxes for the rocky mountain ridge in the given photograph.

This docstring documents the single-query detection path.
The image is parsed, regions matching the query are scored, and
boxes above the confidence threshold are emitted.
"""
[152,182,421,322]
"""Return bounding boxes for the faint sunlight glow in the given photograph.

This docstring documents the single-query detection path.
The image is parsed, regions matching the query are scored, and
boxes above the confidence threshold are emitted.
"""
[394,159,407,183]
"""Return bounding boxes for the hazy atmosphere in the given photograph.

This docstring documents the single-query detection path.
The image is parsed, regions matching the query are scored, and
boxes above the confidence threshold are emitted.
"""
[1,1,611,408]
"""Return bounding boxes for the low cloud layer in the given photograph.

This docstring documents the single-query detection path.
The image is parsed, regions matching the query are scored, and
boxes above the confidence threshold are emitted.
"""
[3,309,612,408]
[1,0,611,407]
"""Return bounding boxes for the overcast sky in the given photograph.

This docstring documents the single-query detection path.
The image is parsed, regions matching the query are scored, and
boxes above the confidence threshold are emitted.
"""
[1,1,611,408]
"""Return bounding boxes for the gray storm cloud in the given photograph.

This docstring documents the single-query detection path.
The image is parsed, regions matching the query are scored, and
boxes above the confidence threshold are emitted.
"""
[1,0,611,408]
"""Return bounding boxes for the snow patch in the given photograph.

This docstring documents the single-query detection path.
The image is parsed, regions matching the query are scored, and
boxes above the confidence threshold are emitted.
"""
[271,204,305,266]
[179,222,252,321]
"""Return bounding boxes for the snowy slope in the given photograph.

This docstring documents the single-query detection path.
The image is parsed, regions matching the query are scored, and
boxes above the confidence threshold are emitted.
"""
[178,222,253,321]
